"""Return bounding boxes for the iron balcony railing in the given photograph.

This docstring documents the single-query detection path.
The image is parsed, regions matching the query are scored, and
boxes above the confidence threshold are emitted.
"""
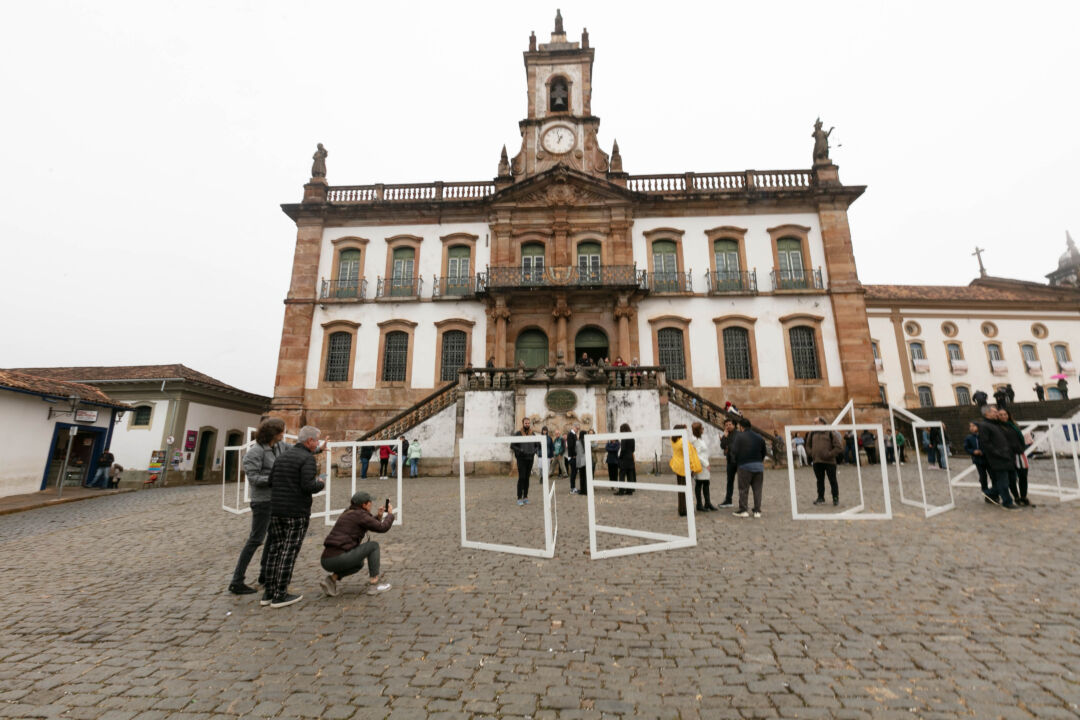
[648,271,693,294]
[479,265,646,290]
[320,278,367,300]
[432,275,480,298]
[375,276,423,299]
[706,270,757,294]
[770,267,824,291]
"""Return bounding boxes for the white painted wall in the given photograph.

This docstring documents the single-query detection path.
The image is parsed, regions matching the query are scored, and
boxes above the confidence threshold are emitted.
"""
[534,64,585,125]
[403,402,456,459]
[461,391,515,461]
[108,399,170,471]
[306,301,489,390]
[0,392,113,497]
[869,309,1080,408]
[636,293,842,388]
[607,390,662,458]
[668,403,725,464]
[175,402,263,473]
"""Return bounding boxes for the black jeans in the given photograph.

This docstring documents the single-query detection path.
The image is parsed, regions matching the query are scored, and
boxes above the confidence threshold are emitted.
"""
[568,456,578,491]
[321,541,380,579]
[812,463,839,500]
[231,501,271,586]
[988,467,1015,507]
[379,458,388,476]
[737,468,763,513]
[973,462,989,494]
[619,465,636,495]
[723,461,737,503]
[516,454,533,499]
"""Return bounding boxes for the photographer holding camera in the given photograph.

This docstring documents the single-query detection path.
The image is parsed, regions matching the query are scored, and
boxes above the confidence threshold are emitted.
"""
[319,491,394,597]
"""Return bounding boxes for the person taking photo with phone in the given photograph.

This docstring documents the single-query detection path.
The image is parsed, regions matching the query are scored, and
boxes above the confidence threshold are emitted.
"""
[319,491,395,597]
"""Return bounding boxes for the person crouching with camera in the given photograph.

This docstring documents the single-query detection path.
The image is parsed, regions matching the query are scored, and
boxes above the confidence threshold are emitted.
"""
[319,491,394,597]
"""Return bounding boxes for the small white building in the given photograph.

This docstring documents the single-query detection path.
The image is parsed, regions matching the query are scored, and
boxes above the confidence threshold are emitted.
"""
[0,369,128,497]
[15,365,270,486]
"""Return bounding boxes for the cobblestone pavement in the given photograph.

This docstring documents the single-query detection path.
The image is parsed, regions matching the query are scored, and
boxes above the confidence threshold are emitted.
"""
[3,465,1080,719]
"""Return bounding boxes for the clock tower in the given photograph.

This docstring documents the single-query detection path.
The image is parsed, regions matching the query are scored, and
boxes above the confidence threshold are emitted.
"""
[508,10,612,180]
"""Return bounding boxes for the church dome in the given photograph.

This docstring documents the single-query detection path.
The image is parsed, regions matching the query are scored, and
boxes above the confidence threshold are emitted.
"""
[1059,233,1079,269]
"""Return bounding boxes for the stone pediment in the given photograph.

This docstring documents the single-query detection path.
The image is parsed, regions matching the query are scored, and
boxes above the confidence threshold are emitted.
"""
[491,165,634,208]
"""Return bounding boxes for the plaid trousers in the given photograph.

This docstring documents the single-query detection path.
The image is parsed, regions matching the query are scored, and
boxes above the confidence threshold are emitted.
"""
[264,516,309,599]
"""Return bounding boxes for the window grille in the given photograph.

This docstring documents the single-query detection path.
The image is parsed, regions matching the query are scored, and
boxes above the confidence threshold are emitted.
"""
[657,328,686,380]
[910,342,926,360]
[789,326,819,379]
[917,386,934,408]
[947,343,962,361]
[132,406,152,426]
[723,327,752,379]
[440,331,467,382]
[325,332,351,382]
[955,386,971,405]
[1021,344,1037,363]
[383,332,409,382]
[987,344,1003,362]
[1054,345,1069,364]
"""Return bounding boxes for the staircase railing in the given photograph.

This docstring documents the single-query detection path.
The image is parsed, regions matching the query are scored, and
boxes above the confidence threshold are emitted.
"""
[357,382,459,441]
[667,379,784,457]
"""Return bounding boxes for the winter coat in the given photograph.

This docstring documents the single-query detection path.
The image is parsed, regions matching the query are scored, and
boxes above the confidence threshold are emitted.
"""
[269,443,324,518]
[242,441,285,504]
[807,430,844,465]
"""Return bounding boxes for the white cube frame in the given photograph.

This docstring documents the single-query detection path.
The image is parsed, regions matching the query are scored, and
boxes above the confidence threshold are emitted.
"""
[458,435,554,558]
[785,423,893,521]
[953,419,1080,502]
[583,429,697,559]
[222,439,254,515]
[316,440,404,527]
[888,405,955,518]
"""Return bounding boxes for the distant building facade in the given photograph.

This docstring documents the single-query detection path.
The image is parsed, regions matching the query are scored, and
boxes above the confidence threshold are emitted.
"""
[16,365,269,485]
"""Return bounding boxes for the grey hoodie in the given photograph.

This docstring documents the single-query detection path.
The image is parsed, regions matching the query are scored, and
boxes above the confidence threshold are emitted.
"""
[241,442,285,504]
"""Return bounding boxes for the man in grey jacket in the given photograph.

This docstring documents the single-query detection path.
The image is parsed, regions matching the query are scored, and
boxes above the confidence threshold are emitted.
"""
[229,419,286,595]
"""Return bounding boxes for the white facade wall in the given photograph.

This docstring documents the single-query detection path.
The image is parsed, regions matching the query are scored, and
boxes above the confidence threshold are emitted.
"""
[0,392,113,497]
[534,64,585,129]
[607,390,663,458]
[108,399,170,471]
[869,309,1080,408]
[405,402,457,459]
[175,402,263,474]
[462,391,515,461]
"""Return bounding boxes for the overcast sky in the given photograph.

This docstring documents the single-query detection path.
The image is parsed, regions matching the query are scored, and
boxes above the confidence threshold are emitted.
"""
[2,1,1077,397]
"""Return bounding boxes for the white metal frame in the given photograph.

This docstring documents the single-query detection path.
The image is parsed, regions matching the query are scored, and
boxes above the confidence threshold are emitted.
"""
[952,419,1080,502]
[888,405,955,517]
[458,435,554,558]
[222,439,254,515]
[785,422,893,520]
[583,429,697,559]
[316,440,404,527]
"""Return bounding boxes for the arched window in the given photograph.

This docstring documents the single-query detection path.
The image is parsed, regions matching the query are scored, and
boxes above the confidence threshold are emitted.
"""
[577,242,601,284]
[987,343,1003,362]
[515,329,549,369]
[132,405,152,427]
[549,76,569,112]
[910,342,926,361]
[574,327,609,365]
[382,331,409,382]
[521,243,545,283]
[391,247,415,296]
[1053,344,1070,365]
[446,245,471,295]
[776,237,806,287]
[789,326,819,379]
[955,386,971,405]
[657,328,686,380]
[325,332,352,382]
[946,343,961,361]
[338,249,361,288]
[440,330,467,382]
[1021,344,1036,363]
[917,385,935,408]
[722,326,752,380]
[652,240,678,292]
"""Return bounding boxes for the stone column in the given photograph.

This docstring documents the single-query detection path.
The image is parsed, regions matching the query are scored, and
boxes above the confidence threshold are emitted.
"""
[553,294,571,361]
[270,215,325,432]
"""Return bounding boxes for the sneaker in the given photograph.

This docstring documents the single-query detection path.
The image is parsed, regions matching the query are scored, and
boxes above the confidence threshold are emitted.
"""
[833,497,839,506]
[259,592,274,607]
[570,488,579,494]
[270,593,303,608]
[718,501,733,508]
[523,498,530,504]
[812,498,826,505]
[517,499,525,506]
[1001,503,1019,511]
[986,494,1001,506]
[367,582,392,595]
[733,510,750,518]
[752,511,762,518]
[319,574,339,597]
[228,583,257,595]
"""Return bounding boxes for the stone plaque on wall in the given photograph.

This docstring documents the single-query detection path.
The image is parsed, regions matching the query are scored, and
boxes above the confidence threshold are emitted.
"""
[545,389,578,413]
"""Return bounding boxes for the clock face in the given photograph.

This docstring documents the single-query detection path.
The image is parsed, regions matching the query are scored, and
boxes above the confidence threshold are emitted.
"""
[542,126,575,155]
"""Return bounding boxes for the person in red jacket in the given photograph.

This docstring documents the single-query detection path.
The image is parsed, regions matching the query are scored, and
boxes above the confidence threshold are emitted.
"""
[319,491,394,597]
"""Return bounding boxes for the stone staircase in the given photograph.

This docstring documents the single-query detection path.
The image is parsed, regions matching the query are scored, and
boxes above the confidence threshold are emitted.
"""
[666,380,784,457]
[357,381,459,441]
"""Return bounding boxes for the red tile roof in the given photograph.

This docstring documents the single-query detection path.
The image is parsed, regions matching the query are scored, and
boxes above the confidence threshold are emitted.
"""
[0,369,130,409]
[13,364,267,400]
[865,277,1080,304]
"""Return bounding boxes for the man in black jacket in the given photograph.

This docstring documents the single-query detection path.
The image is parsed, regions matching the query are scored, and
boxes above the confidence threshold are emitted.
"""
[512,418,540,505]
[565,424,579,494]
[976,406,1018,510]
[262,425,326,608]
[718,419,738,507]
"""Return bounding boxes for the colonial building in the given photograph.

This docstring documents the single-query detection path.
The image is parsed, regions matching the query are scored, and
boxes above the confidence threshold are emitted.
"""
[271,13,879,441]
[16,365,269,485]
[868,236,1080,409]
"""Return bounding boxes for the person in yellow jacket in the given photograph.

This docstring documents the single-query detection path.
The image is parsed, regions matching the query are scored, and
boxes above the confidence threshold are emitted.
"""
[669,424,702,516]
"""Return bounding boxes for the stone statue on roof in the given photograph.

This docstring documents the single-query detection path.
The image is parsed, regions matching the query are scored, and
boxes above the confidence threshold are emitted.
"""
[311,143,328,179]
[812,118,834,164]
